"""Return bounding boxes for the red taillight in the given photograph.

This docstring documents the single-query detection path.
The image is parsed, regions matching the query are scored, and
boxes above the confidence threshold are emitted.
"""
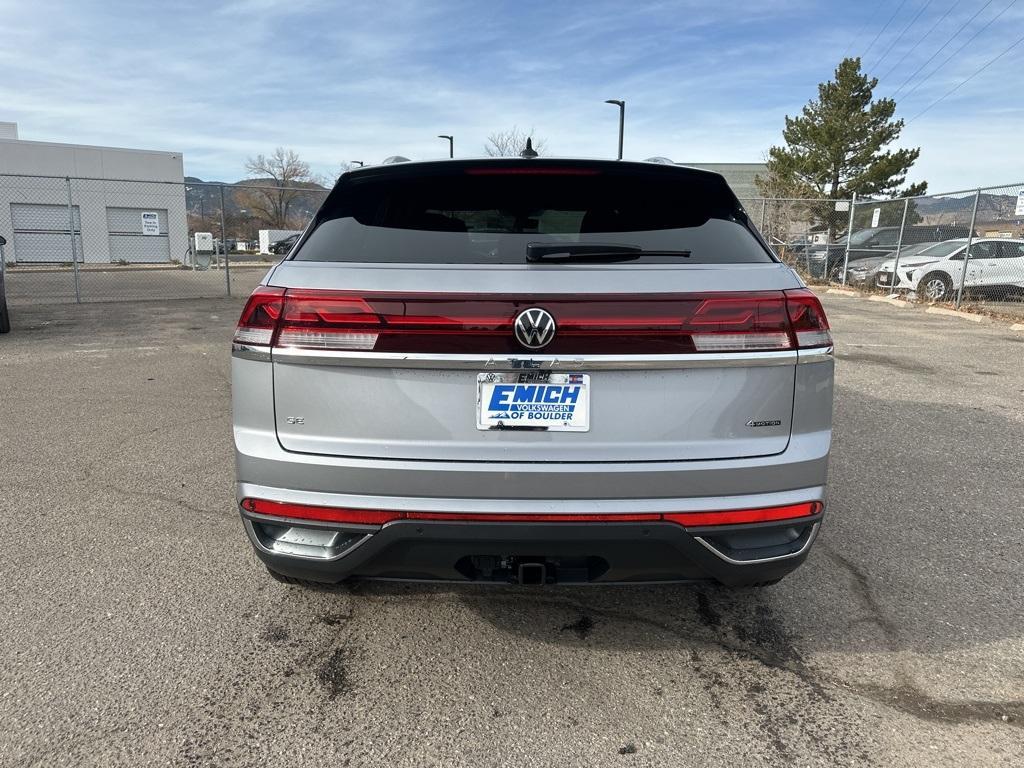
[267,291,801,355]
[234,286,285,346]
[241,498,821,528]
[689,295,791,352]
[235,288,831,354]
[784,289,832,348]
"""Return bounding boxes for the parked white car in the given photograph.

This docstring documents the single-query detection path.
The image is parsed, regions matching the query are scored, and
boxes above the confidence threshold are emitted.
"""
[847,241,943,286]
[875,238,1024,301]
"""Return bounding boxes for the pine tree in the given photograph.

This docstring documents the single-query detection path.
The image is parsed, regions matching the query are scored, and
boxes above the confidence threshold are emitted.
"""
[758,58,927,202]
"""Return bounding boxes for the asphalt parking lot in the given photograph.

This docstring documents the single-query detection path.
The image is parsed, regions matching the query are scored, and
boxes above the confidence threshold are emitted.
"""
[1,294,1022,767]
[2,266,267,306]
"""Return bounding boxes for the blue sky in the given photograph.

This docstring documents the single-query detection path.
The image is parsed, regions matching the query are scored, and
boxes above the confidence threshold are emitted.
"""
[1,0,1022,191]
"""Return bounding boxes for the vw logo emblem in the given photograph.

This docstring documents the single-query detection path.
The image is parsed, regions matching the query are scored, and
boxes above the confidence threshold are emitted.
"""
[513,307,556,349]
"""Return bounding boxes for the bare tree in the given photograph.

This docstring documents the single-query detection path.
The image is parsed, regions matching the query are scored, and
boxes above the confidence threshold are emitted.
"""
[484,127,548,157]
[334,161,358,181]
[238,148,315,228]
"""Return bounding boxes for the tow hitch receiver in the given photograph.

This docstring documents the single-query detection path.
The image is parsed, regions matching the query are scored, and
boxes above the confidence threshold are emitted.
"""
[517,562,547,586]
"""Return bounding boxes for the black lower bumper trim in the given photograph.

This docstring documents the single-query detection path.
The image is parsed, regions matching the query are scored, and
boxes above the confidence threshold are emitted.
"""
[246,516,821,586]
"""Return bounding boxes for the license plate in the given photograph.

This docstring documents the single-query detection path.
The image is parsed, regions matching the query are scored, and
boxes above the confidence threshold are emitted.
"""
[477,372,590,432]
[878,274,889,284]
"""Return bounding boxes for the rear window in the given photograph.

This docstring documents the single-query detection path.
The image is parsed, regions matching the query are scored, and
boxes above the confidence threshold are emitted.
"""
[293,162,773,264]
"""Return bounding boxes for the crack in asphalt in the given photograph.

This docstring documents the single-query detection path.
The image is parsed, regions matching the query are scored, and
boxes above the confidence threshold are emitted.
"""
[817,541,1023,729]
[443,584,1023,731]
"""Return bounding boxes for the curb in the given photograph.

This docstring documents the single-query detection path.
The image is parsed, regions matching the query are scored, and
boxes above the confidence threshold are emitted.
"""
[817,282,1024,327]
[868,295,911,308]
[925,306,988,323]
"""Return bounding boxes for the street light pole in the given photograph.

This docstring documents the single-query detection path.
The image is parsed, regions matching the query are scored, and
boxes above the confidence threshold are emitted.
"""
[438,135,454,158]
[604,99,625,160]
[351,161,364,167]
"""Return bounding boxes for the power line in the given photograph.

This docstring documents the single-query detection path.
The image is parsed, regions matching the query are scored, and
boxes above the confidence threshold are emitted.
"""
[880,1,958,81]
[872,0,934,72]
[842,1,885,59]
[900,0,1018,102]
[907,29,1024,121]
[892,0,997,97]
[862,0,909,61]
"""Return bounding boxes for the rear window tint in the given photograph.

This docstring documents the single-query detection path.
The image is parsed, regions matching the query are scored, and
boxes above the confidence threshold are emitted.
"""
[294,163,773,265]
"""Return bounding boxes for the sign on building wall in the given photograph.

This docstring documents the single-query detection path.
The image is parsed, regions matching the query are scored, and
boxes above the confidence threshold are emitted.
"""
[1015,191,1024,217]
[141,211,160,235]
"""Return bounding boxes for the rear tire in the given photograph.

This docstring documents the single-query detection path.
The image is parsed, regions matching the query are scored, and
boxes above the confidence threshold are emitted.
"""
[919,272,953,303]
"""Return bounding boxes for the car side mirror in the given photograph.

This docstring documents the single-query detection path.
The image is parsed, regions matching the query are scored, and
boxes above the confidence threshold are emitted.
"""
[0,235,6,246]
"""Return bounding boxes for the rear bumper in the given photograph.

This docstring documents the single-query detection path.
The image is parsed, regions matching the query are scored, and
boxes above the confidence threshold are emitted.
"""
[233,351,832,585]
[239,494,824,586]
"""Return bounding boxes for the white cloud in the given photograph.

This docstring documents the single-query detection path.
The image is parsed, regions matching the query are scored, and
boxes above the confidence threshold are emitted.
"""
[0,0,1019,190]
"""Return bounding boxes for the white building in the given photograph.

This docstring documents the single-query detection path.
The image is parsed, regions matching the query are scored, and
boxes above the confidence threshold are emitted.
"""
[0,122,188,264]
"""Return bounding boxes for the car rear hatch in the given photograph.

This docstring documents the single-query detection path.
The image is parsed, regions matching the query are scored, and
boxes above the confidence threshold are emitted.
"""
[238,160,830,463]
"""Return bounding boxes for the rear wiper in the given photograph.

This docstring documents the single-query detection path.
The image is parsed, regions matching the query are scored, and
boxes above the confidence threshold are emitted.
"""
[526,243,691,262]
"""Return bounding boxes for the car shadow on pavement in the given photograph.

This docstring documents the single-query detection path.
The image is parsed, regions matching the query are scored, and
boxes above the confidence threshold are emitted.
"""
[345,382,1024,667]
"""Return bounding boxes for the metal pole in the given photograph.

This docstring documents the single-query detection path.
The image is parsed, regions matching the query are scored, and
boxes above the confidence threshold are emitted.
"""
[954,189,981,310]
[220,184,231,297]
[437,135,453,158]
[840,192,857,285]
[805,223,812,277]
[888,198,910,297]
[66,177,81,303]
[760,199,767,233]
[617,103,624,160]
[605,100,625,159]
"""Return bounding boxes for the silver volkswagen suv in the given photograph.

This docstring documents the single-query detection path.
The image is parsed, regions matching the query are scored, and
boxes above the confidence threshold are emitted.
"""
[232,158,834,587]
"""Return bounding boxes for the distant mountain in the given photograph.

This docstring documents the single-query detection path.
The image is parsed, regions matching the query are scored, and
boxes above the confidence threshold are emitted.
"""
[916,193,1019,223]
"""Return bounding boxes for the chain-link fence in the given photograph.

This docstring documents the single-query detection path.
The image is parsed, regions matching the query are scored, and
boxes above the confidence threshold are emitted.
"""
[741,181,1024,315]
[3,172,1023,315]
[0,174,328,305]
[741,196,854,281]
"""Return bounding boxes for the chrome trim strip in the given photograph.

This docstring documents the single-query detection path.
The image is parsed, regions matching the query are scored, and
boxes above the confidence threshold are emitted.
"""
[796,346,834,365]
[232,343,271,362]
[692,522,820,565]
[269,348,800,370]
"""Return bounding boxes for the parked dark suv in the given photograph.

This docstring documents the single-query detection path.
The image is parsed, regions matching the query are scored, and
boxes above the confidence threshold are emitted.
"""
[809,225,972,280]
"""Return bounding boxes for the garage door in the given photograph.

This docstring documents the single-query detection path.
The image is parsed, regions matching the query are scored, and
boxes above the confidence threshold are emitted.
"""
[10,203,82,264]
[107,208,170,263]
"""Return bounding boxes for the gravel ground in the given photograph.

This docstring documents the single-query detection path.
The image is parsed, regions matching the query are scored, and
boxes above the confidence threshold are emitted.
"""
[0,294,1022,767]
